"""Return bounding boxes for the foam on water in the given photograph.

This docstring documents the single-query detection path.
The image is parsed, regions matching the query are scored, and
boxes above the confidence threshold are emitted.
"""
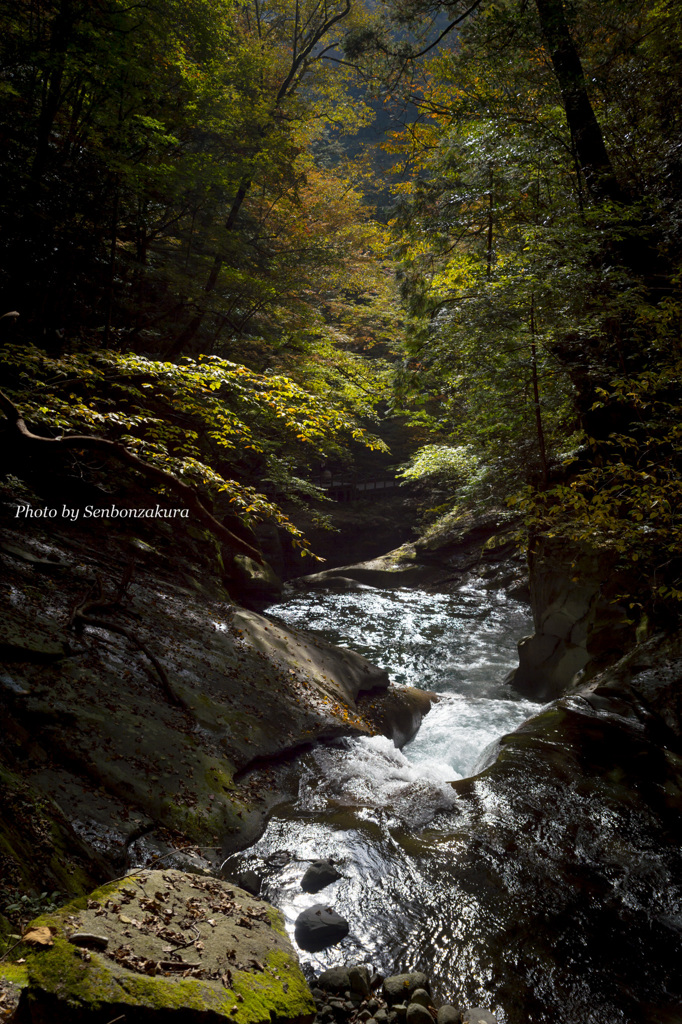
[403,692,537,781]
[269,580,538,806]
[298,734,460,827]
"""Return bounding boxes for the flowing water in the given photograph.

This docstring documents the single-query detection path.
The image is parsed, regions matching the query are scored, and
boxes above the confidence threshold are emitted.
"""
[229,582,682,1024]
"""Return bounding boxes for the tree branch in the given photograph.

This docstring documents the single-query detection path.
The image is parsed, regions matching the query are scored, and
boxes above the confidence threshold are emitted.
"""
[410,0,484,60]
[0,388,265,564]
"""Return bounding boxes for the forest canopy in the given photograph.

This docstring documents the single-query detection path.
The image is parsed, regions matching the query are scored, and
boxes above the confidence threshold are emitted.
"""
[1,0,682,604]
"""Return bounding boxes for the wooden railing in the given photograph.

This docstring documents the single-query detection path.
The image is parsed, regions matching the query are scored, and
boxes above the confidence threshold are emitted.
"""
[315,474,399,503]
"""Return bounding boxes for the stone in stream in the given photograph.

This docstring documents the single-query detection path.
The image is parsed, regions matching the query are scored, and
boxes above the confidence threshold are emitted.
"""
[236,867,262,895]
[301,858,342,893]
[437,1005,462,1024]
[349,964,372,997]
[406,1003,433,1024]
[294,905,349,952]
[409,988,432,1009]
[317,966,351,992]
[383,973,430,1004]
[461,1010,498,1024]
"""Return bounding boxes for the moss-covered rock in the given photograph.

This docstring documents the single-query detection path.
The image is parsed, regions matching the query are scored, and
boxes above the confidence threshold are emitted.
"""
[13,870,315,1024]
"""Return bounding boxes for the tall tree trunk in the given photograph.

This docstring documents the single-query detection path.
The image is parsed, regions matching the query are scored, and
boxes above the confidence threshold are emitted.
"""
[31,0,76,183]
[166,181,250,357]
[530,294,548,489]
[486,163,494,278]
[104,182,119,347]
[534,0,625,204]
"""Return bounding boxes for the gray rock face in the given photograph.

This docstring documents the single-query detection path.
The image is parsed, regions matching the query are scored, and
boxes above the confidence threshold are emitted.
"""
[406,1003,433,1024]
[508,538,634,700]
[301,859,342,894]
[383,974,430,1004]
[461,1009,498,1024]
[294,905,349,952]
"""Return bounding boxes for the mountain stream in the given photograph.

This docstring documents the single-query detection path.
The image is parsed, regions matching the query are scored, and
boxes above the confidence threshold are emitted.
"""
[228,582,682,1024]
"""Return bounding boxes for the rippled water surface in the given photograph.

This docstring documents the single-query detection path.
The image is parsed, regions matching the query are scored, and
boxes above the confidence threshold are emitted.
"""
[231,585,539,1010]
[268,582,537,780]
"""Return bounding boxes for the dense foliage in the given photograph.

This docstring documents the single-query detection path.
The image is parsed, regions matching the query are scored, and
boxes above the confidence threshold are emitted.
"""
[380,0,682,602]
[0,0,399,551]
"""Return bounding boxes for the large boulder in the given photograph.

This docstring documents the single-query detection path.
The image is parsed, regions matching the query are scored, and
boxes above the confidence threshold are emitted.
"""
[1,516,429,890]
[227,554,283,607]
[358,686,437,748]
[13,870,315,1024]
[295,547,451,591]
[233,609,389,708]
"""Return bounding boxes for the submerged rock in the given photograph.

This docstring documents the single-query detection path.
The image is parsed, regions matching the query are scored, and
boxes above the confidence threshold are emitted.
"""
[13,869,315,1023]
[294,905,349,952]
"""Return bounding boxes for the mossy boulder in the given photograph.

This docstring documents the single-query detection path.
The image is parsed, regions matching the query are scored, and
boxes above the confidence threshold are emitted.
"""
[14,870,315,1023]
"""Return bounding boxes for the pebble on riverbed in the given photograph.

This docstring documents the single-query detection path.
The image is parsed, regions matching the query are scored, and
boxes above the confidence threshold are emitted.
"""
[310,966,497,1024]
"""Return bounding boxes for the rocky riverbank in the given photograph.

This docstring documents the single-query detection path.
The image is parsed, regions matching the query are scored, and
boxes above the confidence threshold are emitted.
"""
[307,965,497,1024]
[0,485,434,953]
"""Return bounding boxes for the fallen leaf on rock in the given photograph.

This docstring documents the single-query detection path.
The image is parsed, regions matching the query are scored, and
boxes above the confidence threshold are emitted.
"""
[22,927,53,946]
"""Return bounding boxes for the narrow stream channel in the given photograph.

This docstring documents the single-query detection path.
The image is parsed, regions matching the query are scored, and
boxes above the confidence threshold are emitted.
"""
[229,582,541,1018]
[228,581,682,1023]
